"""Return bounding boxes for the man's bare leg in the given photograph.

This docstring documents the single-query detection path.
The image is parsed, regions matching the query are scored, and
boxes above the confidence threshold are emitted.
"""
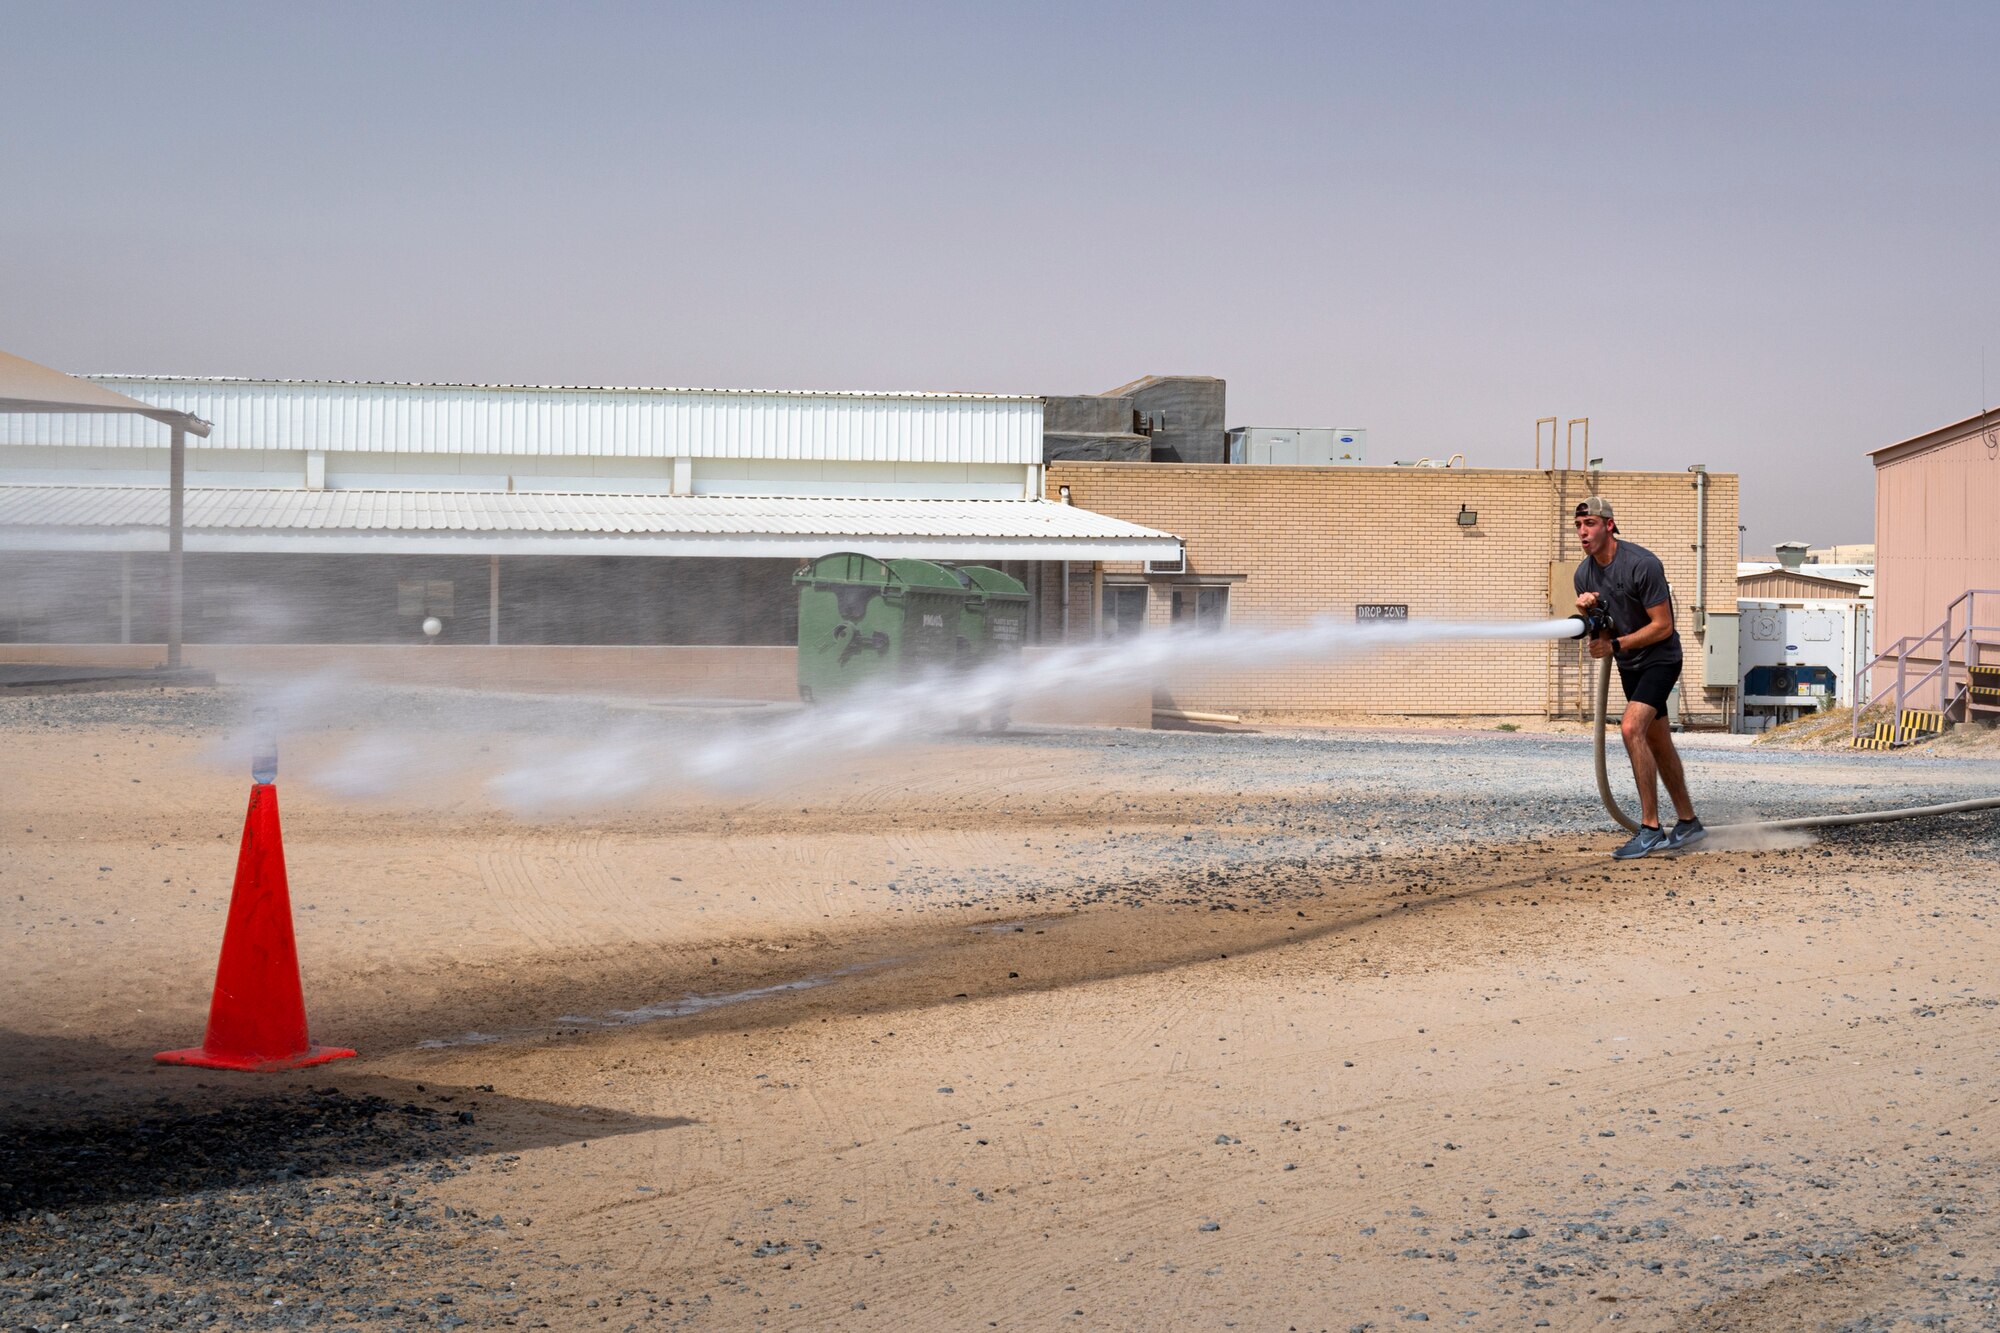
[1619,701,1662,827]
[1648,716,1696,823]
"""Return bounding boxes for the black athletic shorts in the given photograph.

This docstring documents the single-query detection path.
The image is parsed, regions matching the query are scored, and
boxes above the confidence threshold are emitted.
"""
[1617,658,1681,714]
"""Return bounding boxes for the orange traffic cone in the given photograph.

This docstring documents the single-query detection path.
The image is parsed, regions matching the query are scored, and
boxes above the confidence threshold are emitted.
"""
[156,781,355,1072]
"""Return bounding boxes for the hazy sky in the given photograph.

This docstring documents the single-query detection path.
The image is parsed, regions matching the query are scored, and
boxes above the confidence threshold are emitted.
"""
[6,2,1997,553]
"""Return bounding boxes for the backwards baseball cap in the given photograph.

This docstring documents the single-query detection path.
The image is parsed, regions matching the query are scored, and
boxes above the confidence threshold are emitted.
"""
[1574,496,1614,522]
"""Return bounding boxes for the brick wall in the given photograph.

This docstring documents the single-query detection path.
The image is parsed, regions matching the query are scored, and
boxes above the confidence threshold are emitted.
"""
[1044,463,1740,718]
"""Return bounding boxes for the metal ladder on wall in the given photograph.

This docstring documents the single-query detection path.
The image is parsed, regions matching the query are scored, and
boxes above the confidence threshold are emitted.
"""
[1851,588,2000,748]
[1541,417,1591,720]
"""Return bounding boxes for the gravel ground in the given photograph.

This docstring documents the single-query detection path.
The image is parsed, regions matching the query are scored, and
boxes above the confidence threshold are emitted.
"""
[4,682,1991,836]
[0,1089,514,1331]
[10,684,2000,1330]
[860,722,2000,915]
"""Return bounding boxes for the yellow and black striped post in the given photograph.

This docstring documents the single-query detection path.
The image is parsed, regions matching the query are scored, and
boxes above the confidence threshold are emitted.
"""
[1895,709,1948,744]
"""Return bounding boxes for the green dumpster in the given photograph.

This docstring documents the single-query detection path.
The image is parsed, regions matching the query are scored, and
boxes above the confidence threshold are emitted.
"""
[950,565,1030,669]
[794,553,967,703]
[948,565,1030,731]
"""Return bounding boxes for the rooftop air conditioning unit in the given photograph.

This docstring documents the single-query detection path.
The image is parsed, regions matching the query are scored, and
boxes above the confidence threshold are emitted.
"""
[1145,549,1186,575]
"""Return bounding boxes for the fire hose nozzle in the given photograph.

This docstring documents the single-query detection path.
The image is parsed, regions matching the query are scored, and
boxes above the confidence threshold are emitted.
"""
[1568,607,1615,639]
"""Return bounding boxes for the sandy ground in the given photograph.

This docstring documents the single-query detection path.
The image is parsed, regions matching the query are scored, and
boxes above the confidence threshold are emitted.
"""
[6,686,2000,1331]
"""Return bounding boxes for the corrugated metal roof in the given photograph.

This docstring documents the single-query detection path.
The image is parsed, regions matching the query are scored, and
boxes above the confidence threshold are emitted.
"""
[87,374,1035,400]
[1737,568,1873,596]
[1869,406,2000,465]
[0,376,1044,465]
[0,484,1180,564]
[0,484,1150,535]
[1735,561,1872,584]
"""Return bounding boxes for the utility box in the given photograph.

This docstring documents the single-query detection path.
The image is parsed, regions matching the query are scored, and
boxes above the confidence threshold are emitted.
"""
[1226,427,1366,466]
[794,553,966,703]
[1703,610,1740,687]
[1549,560,1577,616]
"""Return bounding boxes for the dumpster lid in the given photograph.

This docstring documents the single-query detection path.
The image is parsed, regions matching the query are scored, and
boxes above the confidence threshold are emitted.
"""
[797,552,963,591]
[882,558,964,590]
[950,565,1029,598]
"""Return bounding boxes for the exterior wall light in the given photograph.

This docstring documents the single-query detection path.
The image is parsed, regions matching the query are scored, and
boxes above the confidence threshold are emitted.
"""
[1456,504,1478,526]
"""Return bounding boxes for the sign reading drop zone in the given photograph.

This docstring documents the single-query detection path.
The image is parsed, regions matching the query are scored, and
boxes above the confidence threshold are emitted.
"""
[1355,604,1409,621]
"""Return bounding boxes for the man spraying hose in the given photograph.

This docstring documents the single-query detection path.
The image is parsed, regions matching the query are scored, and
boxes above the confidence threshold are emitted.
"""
[1572,497,1706,859]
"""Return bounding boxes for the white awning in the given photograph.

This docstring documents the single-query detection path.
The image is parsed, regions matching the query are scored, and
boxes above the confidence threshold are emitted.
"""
[0,351,210,436]
[0,485,1182,563]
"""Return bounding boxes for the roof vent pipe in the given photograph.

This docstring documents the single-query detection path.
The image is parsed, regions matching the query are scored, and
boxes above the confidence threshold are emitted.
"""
[1689,464,1707,635]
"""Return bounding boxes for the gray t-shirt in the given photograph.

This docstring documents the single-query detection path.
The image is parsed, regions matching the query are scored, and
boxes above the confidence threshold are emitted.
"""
[1574,538,1682,669]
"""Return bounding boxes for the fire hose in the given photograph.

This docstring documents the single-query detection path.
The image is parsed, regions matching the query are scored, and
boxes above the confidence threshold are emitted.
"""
[1550,613,2000,835]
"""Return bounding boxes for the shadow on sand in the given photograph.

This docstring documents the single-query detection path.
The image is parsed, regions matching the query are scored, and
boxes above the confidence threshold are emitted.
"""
[0,1029,689,1217]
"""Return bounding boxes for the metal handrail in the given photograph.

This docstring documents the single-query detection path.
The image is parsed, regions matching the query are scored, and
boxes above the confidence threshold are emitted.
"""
[1852,588,2000,740]
[1851,626,1944,737]
[1851,626,1998,735]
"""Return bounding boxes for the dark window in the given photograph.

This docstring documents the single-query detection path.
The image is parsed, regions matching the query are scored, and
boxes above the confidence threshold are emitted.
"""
[1172,585,1229,632]
[1102,585,1148,638]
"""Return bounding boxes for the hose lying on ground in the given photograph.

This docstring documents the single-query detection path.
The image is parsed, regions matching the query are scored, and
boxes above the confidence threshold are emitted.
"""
[1587,652,2000,834]
[1154,708,1243,725]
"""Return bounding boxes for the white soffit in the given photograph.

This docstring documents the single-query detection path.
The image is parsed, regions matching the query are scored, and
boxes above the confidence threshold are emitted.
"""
[0,485,1182,563]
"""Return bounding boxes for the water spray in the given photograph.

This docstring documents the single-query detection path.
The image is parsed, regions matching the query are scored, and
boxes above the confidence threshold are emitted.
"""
[243,607,1996,839]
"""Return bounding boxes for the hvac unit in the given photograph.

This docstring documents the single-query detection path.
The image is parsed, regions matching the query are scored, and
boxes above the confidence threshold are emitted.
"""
[1226,427,1367,466]
[1733,598,1872,731]
[1144,551,1186,575]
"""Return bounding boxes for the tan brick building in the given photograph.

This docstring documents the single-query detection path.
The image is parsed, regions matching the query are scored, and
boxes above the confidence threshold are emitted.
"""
[1044,462,1739,721]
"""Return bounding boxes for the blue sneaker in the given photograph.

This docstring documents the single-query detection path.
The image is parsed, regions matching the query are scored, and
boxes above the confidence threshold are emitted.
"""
[1613,824,1668,860]
[1665,817,1707,852]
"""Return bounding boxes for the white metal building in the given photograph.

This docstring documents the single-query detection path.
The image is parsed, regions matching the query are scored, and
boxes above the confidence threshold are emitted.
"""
[0,376,1179,648]
[1,376,1055,497]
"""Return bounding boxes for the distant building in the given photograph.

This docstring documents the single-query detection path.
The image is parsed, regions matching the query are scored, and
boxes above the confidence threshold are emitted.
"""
[1105,375,1227,464]
[1741,540,1871,598]
[1737,567,1872,600]
[1042,459,1739,722]
[1,369,1747,724]
[1042,375,1229,465]
[0,375,1175,699]
[1041,392,1150,463]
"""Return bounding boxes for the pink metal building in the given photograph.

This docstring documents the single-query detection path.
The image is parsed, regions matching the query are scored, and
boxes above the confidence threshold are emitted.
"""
[1871,406,2000,663]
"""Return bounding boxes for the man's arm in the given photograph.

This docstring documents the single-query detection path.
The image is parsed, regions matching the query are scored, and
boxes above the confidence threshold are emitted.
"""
[1616,600,1676,655]
[1588,598,1673,659]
